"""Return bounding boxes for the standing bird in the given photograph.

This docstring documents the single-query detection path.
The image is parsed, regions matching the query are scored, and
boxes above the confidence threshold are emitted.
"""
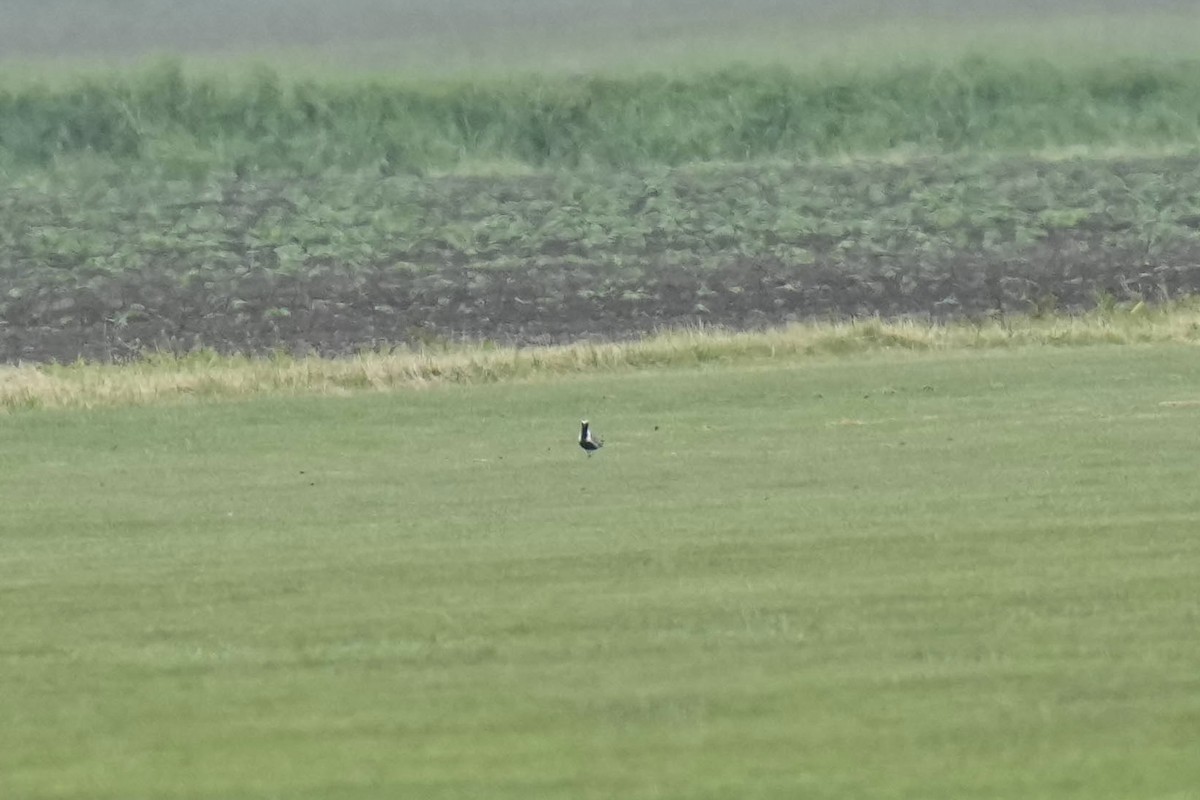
[578,420,603,456]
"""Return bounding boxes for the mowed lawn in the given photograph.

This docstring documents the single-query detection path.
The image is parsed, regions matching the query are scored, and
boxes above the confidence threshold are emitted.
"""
[3,345,1199,800]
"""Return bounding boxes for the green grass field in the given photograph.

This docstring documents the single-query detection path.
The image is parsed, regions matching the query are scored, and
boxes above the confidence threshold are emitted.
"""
[5,343,1200,799]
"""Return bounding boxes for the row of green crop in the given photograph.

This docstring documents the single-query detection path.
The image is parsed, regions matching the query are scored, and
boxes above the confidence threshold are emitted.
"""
[5,155,1198,285]
[2,57,1200,176]
[4,153,1200,359]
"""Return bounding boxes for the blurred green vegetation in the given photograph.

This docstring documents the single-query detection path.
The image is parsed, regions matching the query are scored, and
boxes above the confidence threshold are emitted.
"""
[2,56,1200,176]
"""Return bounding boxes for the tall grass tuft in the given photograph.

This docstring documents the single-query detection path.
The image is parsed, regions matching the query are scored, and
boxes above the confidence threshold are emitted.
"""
[3,57,1200,175]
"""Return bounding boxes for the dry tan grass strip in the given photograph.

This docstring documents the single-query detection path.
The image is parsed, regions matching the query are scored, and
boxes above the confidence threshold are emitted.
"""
[3,303,1200,412]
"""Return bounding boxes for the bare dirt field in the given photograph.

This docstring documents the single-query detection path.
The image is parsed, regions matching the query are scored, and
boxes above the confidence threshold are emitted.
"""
[8,245,1198,362]
[6,156,1200,362]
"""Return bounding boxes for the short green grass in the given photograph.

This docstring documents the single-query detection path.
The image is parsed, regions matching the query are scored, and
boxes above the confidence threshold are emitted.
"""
[4,344,1200,799]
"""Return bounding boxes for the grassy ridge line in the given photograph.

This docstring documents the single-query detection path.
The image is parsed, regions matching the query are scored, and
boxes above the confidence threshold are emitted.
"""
[3,58,1200,175]
[3,304,1198,412]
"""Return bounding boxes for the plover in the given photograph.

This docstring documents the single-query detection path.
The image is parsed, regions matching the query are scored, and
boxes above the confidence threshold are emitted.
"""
[578,420,603,456]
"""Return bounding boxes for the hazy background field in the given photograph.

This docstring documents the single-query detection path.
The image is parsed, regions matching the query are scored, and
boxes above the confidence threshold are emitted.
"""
[3,0,1199,75]
[5,3,1200,799]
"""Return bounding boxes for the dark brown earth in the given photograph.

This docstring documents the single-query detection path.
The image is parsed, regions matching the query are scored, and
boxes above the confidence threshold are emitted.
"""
[4,239,1199,363]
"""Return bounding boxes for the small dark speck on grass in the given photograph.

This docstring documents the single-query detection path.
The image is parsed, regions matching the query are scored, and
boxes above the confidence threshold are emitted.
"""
[654,425,659,431]
[923,385,935,392]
